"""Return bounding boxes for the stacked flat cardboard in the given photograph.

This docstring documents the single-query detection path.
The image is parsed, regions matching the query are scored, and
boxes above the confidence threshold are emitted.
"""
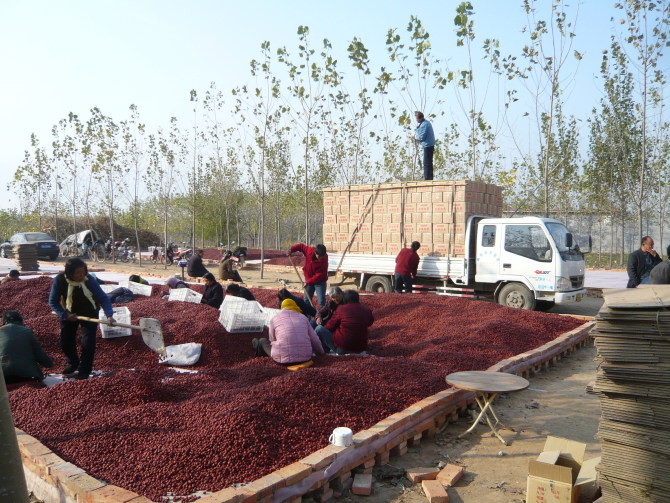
[322,180,503,257]
[592,286,670,503]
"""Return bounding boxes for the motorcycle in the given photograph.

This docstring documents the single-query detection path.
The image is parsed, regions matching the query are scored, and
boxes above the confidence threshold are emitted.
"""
[117,238,136,263]
[173,244,192,263]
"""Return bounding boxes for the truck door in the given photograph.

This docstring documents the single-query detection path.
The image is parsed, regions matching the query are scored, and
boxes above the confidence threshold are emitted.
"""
[474,223,501,283]
[499,224,555,291]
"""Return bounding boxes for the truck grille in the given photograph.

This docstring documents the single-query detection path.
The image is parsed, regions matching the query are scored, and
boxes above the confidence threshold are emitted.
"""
[570,275,584,289]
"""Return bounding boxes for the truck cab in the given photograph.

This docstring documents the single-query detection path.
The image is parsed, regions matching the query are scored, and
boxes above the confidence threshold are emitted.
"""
[471,216,587,310]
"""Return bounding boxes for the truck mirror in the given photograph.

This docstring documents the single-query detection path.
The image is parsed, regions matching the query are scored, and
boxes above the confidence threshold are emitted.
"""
[565,233,573,248]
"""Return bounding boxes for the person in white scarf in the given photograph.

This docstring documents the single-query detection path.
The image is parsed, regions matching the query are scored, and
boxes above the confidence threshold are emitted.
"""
[48,258,115,380]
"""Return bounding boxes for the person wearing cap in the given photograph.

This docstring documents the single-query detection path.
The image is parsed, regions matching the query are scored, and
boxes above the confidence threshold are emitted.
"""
[0,310,53,383]
[201,272,224,309]
[650,245,670,285]
[252,299,324,365]
[1,269,20,285]
[289,243,329,309]
[187,249,209,278]
[218,250,243,283]
[394,241,421,293]
[48,257,115,380]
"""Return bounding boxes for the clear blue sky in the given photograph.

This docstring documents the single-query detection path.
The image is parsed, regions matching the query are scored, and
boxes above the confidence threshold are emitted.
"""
[0,1,636,210]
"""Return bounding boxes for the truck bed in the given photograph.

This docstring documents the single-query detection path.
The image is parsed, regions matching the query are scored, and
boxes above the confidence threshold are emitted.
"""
[328,254,467,282]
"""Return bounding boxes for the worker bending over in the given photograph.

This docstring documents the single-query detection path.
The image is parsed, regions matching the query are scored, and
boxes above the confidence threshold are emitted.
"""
[394,241,421,293]
[289,243,329,309]
[0,310,53,384]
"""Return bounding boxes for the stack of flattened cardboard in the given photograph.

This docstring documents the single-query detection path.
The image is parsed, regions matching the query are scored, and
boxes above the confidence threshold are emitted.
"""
[592,286,670,503]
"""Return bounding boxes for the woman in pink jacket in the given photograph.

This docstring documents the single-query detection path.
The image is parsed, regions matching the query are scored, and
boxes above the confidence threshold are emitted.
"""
[252,299,324,365]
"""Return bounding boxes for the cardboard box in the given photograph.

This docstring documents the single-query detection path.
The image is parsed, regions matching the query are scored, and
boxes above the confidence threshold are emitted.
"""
[526,436,600,503]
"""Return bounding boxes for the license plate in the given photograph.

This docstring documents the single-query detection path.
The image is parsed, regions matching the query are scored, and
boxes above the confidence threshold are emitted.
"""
[576,294,582,302]
[40,244,51,248]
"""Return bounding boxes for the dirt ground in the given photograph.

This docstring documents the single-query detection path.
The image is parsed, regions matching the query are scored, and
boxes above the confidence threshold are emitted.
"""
[40,257,601,503]
[347,343,600,503]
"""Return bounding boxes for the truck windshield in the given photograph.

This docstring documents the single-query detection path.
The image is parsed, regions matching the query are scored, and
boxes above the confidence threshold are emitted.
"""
[546,223,583,262]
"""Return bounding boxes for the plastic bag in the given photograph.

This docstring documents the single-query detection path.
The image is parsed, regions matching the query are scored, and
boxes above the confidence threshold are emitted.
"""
[159,343,202,366]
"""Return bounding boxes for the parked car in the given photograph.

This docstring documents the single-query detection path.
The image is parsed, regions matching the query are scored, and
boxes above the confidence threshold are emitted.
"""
[0,232,60,260]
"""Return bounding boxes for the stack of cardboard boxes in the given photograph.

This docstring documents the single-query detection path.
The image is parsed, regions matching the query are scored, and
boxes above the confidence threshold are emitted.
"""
[322,180,503,258]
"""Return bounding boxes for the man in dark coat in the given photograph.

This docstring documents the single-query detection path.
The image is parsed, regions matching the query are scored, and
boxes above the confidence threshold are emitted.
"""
[317,290,374,354]
[187,249,209,278]
[394,241,421,293]
[650,245,670,285]
[0,310,53,383]
[627,236,662,288]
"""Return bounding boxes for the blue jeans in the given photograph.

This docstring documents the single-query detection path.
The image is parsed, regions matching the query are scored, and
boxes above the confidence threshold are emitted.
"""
[394,273,413,293]
[305,282,327,309]
[315,325,335,353]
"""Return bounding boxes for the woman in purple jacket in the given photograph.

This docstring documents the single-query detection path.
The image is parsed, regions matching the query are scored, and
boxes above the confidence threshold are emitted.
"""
[252,299,324,365]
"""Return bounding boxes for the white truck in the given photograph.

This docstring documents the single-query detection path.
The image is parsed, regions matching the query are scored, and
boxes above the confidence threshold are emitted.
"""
[324,182,589,310]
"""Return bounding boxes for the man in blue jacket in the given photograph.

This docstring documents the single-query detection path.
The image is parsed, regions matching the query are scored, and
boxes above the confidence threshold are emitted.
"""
[49,258,115,379]
[415,111,435,181]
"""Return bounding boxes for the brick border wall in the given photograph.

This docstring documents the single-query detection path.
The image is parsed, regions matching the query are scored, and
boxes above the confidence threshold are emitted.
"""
[17,321,594,503]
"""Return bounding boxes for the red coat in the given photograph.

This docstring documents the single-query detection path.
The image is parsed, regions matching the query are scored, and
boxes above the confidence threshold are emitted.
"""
[325,303,374,353]
[395,248,420,277]
[290,244,329,285]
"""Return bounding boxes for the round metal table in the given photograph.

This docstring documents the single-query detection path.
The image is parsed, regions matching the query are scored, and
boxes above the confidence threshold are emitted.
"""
[446,371,530,445]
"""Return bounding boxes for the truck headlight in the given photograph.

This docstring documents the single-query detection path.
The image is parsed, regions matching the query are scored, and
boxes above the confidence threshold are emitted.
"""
[556,276,572,292]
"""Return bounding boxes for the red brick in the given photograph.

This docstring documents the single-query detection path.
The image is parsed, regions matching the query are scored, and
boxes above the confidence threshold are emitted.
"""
[406,467,440,483]
[275,462,312,485]
[375,450,390,465]
[195,487,255,503]
[408,434,422,447]
[315,485,333,502]
[391,442,408,457]
[436,464,464,487]
[422,480,449,503]
[352,473,373,495]
[21,441,52,460]
[86,484,142,502]
[244,472,286,498]
[352,429,378,447]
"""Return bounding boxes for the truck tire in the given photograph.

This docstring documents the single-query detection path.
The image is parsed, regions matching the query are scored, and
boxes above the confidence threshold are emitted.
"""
[497,283,536,310]
[366,275,392,293]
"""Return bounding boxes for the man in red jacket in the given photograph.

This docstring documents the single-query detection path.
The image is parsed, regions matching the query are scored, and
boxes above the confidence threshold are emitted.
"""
[394,241,421,293]
[318,290,374,354]
[289,243,329,309]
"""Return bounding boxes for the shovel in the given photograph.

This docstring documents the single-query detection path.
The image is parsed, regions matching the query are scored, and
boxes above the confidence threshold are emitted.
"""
[74,315,167,358]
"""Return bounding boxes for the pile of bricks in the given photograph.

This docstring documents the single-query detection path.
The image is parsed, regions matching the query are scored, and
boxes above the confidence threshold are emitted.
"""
[322,180,503,258]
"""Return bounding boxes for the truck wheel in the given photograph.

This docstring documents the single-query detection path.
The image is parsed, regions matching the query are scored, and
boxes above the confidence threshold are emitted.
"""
[498,283,536,310]
[366,275,392,293]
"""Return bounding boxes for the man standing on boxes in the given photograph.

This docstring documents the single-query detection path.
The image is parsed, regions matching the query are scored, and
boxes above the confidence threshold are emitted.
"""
[415,111,435,181]
[394,241,421,293]
[289,243,328,309]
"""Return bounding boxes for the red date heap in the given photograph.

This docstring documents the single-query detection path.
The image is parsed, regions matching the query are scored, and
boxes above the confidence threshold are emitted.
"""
[3,277,582,501]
